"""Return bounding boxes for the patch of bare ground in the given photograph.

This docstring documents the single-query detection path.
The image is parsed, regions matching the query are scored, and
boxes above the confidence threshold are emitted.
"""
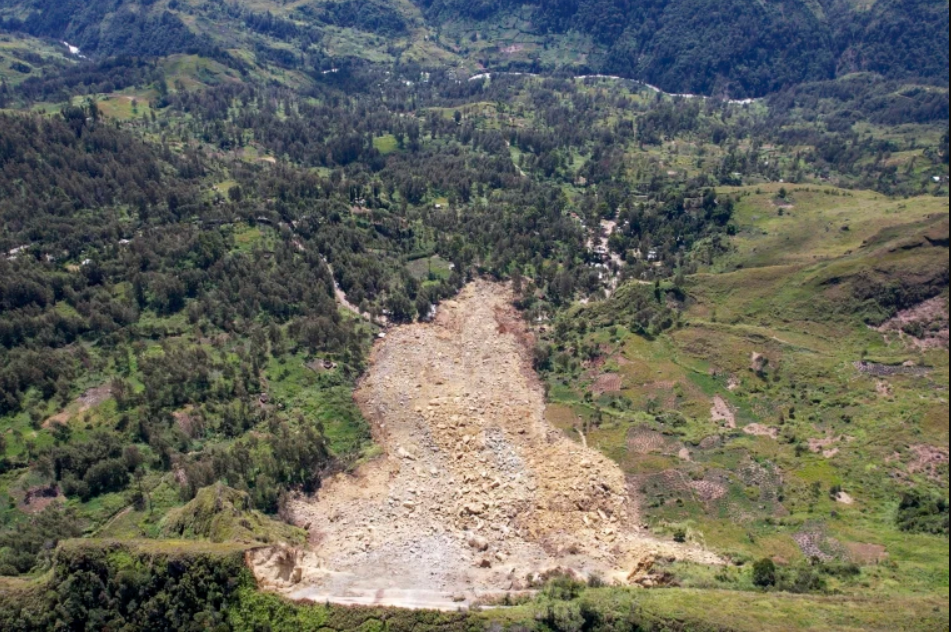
[18,484,64,514]
[42,383,112,428]
[636,470,693,499]
[627,428,668,454]
[793,528,847,562]
[853,360,930,377]
[699,435,722,450]
[581,354,606,371]
[876,296,949,349]
[689,479,728,502]
[808,434,854,458]
[591,372,622,395]
[709,395,735,428]
[834,491,855,505]
[251,281,720,609]
[626,428,689,461]
[743,423,779,439]
[907,444,949,483]
[737,459,782,491]
[173,407,197,437]
[845,542,888,564]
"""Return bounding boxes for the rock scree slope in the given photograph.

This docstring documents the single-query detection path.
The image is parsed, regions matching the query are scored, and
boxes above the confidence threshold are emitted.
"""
[249,281,720,608]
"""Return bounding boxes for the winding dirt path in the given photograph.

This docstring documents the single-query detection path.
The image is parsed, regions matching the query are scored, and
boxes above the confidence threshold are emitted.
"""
[250,281,719,609]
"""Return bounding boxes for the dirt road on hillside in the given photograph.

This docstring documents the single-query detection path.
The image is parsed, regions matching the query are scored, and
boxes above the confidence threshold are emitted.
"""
[249,281,719,608]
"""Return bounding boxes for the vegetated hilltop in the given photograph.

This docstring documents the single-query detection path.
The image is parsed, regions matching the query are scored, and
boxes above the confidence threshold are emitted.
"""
[0,6,947,628]
[0,0,948,96]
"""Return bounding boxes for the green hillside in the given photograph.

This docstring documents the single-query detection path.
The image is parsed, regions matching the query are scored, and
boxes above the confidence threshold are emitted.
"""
[0,0,947,96]
[0,2,947,629]
[539,185,948,599]
[419,0,949,95]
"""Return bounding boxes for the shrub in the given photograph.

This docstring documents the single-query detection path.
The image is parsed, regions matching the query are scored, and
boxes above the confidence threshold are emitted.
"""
[84,458,131,499]
[654,410,688,428]
[780,564,827,594]
[896,491,949,535]
[543,574,586,601]
[752,557,777,588]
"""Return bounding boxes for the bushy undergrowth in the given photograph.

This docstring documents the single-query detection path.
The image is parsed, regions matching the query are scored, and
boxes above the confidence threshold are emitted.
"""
[897,491,950,535]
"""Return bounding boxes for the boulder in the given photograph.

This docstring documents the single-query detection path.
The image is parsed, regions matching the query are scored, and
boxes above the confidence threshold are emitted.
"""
[465,502,485,515]
[467,534,489,551]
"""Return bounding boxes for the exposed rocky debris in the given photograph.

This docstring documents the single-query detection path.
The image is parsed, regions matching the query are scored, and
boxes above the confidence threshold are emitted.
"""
[906,444,949,483]
[743,423,779,438]
[834,491,855,505]
[627,428,669,455]
[250,281,720,609]
[875,296,949,349]
[793,528,847,562]
[808,434,854,459]
[853,360,930,378]
[710,395,736,428]
[689,478,728,502]
[42,383,112,428]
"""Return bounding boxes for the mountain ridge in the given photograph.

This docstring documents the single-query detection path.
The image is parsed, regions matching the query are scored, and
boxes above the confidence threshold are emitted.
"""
[0,0,947,97]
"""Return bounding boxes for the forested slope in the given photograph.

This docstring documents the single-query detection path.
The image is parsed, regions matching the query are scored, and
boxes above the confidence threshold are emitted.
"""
[0,0,948,96]
[419,0,949,95]
[0,0,231,61]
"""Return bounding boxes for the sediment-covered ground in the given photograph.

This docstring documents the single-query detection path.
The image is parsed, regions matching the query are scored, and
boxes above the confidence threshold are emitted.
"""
[250,281,719,608]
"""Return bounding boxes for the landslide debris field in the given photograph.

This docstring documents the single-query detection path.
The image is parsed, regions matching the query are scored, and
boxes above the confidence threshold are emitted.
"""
[250,281,718,609]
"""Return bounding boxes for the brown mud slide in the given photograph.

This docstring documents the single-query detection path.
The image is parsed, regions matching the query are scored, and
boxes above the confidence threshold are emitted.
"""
[249,281,720,609]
